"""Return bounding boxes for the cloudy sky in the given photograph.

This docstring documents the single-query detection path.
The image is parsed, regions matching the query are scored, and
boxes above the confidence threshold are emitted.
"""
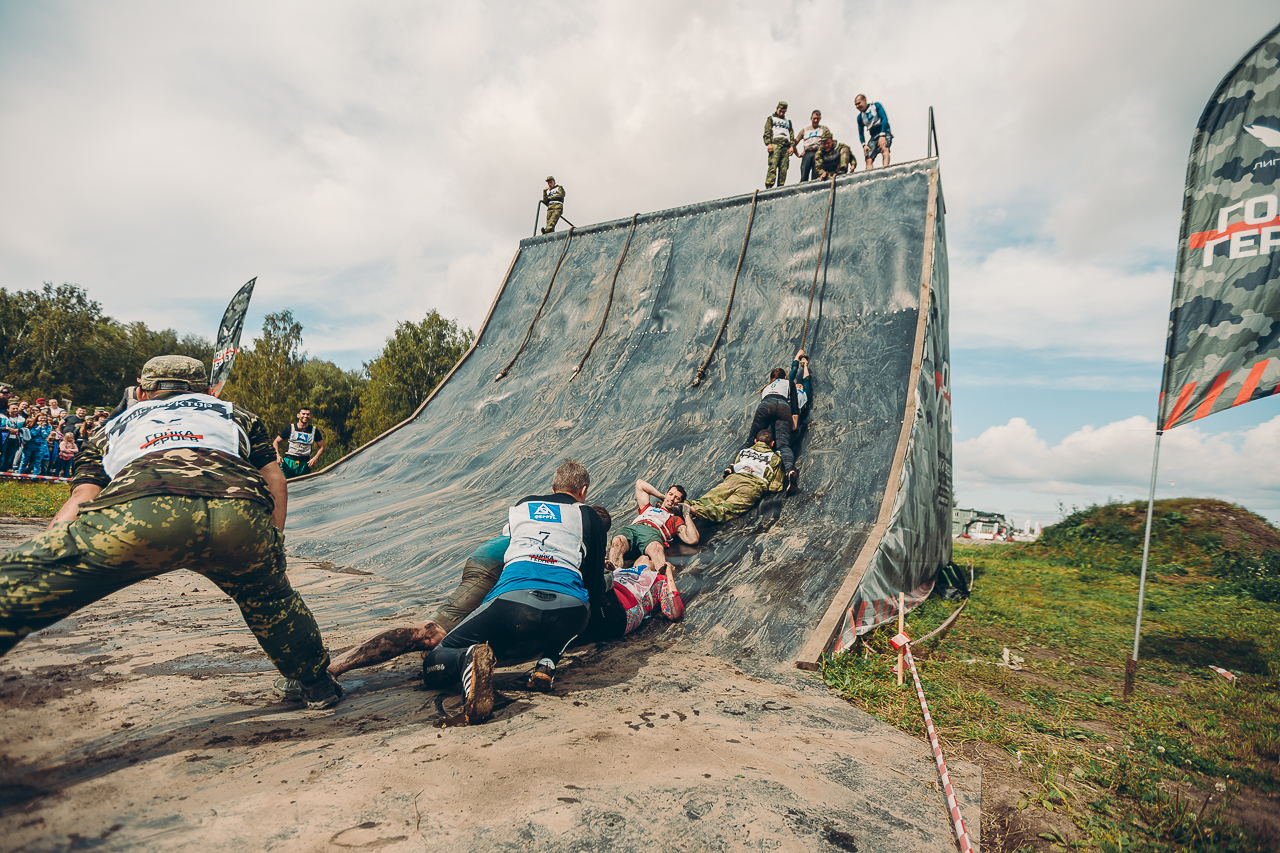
[2,1,1279,523]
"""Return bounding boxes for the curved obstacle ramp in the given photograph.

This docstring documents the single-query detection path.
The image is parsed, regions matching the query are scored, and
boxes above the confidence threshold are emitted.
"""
[288,158,952,669]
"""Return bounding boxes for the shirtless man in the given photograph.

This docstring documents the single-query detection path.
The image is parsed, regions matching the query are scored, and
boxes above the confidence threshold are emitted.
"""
[607,479,699,573]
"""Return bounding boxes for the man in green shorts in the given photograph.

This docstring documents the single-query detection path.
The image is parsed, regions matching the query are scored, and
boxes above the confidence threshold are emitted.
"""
[688,430,786,523]
[0,355,342,711]
[607,478,699,573]
[274,407,325,478]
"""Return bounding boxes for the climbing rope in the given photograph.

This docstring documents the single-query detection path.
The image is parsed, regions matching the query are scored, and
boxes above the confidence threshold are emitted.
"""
[572,214,637,380]
[691,190,758,387]
[495,227,574,382]
[798,174,838,354]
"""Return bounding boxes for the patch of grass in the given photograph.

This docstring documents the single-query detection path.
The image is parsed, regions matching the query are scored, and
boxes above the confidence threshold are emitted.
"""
[0,480,68,517]
[822,524,1280,851]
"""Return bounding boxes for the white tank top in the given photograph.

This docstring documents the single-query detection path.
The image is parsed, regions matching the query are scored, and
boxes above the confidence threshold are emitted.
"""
[769,115,793,140]
[761,378,790,400]
[285,424,319,458]
[101,394,243,478]
[504,499,586,576]
[795,384,809,411]
[732,446,774,480]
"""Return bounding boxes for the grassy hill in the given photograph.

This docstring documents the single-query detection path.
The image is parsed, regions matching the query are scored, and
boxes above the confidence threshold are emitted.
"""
[823,498,1280,852]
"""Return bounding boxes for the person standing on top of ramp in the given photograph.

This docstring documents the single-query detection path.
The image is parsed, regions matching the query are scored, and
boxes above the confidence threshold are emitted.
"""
[273,407,325,479]
[606,479,699,574]
[763,101,795,189]
[688,430,786,523]
[746,365,801,495]
[542,176,566,234]
[0,355,343,711]
[855,94,892,169]
[814,130,855,180]
[794,109,830,183]
[420,460,609,720]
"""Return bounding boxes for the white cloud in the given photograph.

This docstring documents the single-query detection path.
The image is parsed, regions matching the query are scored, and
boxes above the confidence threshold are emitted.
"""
[956,415,1280,524]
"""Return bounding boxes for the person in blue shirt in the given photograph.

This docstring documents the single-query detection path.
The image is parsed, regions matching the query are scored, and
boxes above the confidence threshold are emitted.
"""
[16,413,51,475]
[788,350,814,470]
[855,94,892,170]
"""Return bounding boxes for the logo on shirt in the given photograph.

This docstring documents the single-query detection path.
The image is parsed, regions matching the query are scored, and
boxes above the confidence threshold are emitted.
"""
[530,503,562,523]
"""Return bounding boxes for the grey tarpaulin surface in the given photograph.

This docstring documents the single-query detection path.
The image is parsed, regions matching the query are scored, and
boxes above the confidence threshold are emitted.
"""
[287,159,951,665]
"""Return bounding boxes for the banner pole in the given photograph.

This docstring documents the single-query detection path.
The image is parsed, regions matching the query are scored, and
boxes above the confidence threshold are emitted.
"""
[1125,429,1163,699]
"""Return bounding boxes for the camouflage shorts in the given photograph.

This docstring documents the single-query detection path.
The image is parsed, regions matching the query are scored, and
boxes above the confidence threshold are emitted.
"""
[0,496,330,682]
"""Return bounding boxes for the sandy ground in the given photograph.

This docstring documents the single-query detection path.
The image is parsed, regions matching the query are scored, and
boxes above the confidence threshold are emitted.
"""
[0,519,980,852]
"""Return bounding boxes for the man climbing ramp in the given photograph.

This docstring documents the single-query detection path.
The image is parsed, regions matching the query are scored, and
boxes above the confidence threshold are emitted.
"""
[789,349,814,454]
[542,175,566,234]
[763,101,795,189]
[855,94,892,169]
[747,364,801,495]
[420,460,609,720]
[688,430,786,523]
[607,479,698,574]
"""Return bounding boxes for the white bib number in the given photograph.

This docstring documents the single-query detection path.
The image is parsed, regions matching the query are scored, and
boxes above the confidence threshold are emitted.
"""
[613,561,660,604]
[733,447,772,479]
[505,500,586,575]
[770,116,792,140]
[761,378,790,400]
[101,394,241,478]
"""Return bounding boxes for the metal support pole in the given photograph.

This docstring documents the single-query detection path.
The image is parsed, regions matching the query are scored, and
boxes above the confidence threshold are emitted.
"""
[1124,429,1163,699]
[927,107,939,158]
[532,201,544,237]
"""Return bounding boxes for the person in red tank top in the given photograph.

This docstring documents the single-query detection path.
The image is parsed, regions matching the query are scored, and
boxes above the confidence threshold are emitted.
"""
[606,478,699,573]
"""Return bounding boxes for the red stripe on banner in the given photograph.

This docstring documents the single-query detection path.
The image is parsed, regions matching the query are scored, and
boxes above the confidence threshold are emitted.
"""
[1188,215,1280,249]
[1163,382,1197,429]
[1192,371,1231,421]
[1233,360,1270,409]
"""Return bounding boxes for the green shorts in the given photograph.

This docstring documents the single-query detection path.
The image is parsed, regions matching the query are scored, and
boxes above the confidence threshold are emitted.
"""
[615,522,665,559]
[280,457,308,479]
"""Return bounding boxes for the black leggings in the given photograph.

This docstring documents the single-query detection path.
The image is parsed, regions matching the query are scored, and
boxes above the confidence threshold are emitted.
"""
[800,149,817,182]
[421,588,589,687]
[747,397,794,473]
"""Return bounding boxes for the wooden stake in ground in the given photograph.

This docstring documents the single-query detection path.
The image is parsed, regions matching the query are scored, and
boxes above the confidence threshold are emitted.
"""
[897,592,905,686]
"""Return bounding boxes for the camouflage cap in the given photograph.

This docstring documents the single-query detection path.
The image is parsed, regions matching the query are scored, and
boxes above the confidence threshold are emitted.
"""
[820,129,833,140]
[138,355,208,392]
[777,101,788,109]
[545,175,555,182]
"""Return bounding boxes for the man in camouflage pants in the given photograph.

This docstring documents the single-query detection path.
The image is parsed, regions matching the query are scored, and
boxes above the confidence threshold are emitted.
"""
[0,355,343,710]
[763,101,795,189]
[688,430,786,523]
[542,176,566,234]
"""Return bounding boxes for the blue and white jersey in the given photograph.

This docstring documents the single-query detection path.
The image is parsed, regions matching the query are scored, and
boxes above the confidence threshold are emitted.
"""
[857,102,891,142]
[489,497,590,604]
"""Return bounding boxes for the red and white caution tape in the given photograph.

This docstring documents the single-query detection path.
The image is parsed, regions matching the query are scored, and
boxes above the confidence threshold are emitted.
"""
[0,472,69,483]
[1208,665,1236,682]
[902,641,974,853]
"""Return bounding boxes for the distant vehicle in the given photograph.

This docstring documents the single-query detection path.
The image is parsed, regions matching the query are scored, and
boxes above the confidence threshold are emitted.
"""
[961,514,1014,541]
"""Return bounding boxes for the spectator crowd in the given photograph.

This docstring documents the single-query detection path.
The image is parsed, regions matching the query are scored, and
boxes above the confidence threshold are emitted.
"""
[0,384,109,478]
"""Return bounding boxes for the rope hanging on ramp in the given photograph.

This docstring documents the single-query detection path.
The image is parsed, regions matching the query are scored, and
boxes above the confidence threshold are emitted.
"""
[692,190,758,387]
[572,214,637,380]
[496,227,574,382]
[798,174,839,354]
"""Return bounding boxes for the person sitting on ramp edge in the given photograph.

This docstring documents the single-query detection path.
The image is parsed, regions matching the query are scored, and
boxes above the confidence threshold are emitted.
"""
[419,459,609,722]
[747,365,800,495]
[0,355,343,711]
[591,554,684,642]
[688,430,786,523]
[278,505,613,691]
[606,479,699,574]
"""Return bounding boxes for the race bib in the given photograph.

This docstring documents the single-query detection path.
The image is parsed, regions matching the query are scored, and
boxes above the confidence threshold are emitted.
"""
[101,394,242,478]
[504,500,586,575]
[761,378,790,400]
[613,561,660,606]
[770,116,792,140]
[796,385,809,411]
[286,425,317,458]
[733,447,772,479]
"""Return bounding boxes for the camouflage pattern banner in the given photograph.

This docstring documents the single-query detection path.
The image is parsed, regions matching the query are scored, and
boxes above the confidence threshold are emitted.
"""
[209,277,256,398]
[1160,24,1280,430]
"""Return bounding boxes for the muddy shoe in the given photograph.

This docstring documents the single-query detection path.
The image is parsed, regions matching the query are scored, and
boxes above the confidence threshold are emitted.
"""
[785,469,800,496]
[462,643,495,724]
[301,672,344,710]
[273,676,302,702]
[526,658,556,693]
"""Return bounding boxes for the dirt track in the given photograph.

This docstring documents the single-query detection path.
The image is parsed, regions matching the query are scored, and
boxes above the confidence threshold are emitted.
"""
[0,520,979,852]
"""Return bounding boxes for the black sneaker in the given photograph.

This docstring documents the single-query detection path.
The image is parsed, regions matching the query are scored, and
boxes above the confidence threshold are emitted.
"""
[785,469,800,496]
[300,672,344,710]
[461,643,495,724]
[526,658,556,693]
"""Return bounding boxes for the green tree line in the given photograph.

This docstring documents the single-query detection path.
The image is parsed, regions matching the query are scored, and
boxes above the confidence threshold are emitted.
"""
[0,282,473,466]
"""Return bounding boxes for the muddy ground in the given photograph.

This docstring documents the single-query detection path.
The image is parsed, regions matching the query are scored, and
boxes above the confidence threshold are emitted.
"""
[0,519,981,852]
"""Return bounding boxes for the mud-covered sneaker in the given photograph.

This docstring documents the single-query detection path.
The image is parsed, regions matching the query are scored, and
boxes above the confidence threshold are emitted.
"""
[785,469,800,496]
[526,658,556,693]
[461,643,495,724]
[300,672,344,710]
[273,676,302,702]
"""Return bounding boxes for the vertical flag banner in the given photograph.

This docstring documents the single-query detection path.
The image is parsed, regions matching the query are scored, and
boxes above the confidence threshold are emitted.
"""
[209,277,256,398]
[1160,23,1280,430]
